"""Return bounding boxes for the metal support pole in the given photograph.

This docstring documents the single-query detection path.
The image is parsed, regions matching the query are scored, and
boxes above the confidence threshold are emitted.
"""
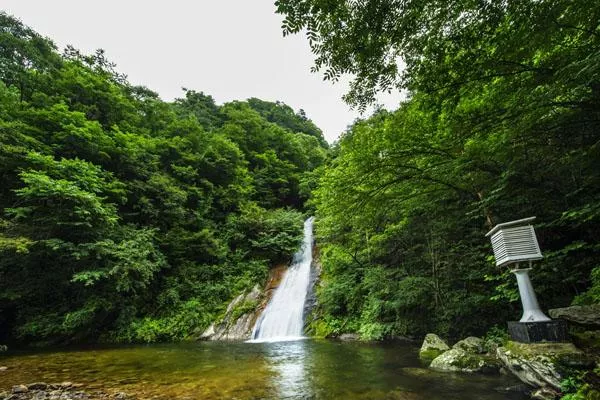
[511,266,550,322]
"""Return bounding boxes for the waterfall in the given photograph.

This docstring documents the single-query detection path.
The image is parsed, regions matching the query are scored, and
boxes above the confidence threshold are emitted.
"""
[249,217,314,343]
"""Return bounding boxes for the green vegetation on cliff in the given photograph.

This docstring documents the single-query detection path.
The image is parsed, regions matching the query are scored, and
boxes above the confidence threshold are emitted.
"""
[0,13,327,345]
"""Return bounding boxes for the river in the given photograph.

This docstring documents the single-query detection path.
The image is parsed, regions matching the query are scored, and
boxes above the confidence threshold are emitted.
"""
[0,340,527,399]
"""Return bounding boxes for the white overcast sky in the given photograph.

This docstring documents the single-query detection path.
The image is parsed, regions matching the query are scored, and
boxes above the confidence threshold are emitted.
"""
[1,0,403,143]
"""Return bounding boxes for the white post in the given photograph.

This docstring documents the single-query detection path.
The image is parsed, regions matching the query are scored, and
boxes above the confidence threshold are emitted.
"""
[511,268,550,322]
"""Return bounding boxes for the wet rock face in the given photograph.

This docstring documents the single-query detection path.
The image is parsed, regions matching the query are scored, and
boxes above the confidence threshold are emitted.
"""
[548,305,600,328]
[199,285,262,341]
[303,245,321,329]
[419,334,450,361]
[496,341,594,390]
[197,263,293,341]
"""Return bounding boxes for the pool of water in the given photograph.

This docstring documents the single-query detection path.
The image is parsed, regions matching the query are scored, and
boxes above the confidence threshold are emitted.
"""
[0,340,527,399]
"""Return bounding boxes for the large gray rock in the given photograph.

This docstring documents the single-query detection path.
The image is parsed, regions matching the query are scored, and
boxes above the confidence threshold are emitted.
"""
[496,341,593,390]
[419,333,450,360]
[199,285,262,340]
[430,348,501,373]
[339,333,360,341]
[452,336,485,354]
[548,305,600,328]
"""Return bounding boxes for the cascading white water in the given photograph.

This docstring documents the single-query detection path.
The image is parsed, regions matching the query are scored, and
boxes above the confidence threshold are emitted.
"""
[249,217,314,343]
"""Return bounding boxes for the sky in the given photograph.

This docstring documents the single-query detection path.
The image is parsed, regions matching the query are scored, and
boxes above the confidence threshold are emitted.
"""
[1,0,404,143]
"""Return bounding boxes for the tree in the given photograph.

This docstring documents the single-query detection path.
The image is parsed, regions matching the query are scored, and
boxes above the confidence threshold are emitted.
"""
[275,0,600,110]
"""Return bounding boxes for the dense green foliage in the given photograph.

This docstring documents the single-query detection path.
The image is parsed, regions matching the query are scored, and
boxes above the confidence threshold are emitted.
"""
[286,0,600,340]
[0,13,327,344]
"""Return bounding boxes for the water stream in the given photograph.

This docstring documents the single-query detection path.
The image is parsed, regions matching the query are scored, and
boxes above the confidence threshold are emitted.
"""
[250,217,314,342]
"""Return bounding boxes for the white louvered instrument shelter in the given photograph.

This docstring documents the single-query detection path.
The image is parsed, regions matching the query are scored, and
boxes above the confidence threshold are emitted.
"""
[485,217,543,268]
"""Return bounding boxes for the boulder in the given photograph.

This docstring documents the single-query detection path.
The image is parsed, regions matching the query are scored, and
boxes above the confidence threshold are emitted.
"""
[496,341,594,390]
[419,333,450,360]
[0,345,7,352]
[548,305,600,328]
[429,348,502,373]
[452,336,485,354]
[339,333,360,341]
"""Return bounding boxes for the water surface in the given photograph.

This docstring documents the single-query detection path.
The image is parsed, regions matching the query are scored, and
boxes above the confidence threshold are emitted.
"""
[0,340,527,399]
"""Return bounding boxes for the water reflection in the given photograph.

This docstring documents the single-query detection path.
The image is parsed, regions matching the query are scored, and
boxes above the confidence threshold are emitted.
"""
[0,341,528,400]
[265,340,313,399]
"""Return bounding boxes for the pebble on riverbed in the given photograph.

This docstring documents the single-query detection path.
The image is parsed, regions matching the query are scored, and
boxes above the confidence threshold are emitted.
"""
[0,382,135,400]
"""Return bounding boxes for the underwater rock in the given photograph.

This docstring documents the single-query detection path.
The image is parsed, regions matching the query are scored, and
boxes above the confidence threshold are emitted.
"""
[419,333,450,360]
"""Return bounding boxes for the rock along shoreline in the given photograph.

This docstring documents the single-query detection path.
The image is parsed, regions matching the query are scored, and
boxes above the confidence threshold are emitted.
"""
[0,382,135,400]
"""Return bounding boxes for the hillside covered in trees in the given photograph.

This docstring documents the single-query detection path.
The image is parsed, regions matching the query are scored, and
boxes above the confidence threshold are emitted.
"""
[2,0,600,353]
[279,0,600,341]
[0,13,327,345]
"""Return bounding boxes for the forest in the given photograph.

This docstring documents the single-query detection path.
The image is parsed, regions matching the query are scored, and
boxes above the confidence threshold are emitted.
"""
[1,0,600,350]
[288,0,600,341]
[0,12,327,344]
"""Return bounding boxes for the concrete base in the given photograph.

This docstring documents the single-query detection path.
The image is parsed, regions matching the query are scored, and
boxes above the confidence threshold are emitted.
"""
[507,320,568,343]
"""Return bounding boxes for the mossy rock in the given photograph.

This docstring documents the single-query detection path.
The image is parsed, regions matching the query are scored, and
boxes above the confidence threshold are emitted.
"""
[429,348,501,374]
[419,333,450,361]
[572,330,600,354]
[497,341,595,390]
[452,336,485,354]
[504,341,594,369]
[420,349,445,362]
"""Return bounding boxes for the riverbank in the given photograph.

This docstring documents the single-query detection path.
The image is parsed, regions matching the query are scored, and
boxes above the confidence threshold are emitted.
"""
[0,382,133,400]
